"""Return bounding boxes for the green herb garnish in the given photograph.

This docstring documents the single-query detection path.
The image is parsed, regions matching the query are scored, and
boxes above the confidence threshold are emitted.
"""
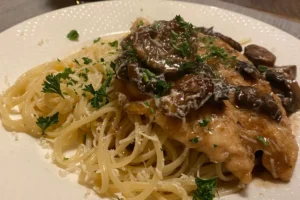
[213,144,218,148]
[137,20,144,28]
[79,73,88,82]
[82,57,92,65]
[193,177,217,200]
[189,137,199,144]
[144,101,155,114]
[73,59,81,66]
[36,112,59,135]
[258,65,268,73]
[154,80,171,98]
[109,40,118,48]
[42,74,64,98]
[83,72,113,109]
[199,117,211,127]
[110,62,116,73]
[256,136,269,146]
[59,68,74,79]
[64,157,69,161]
[67,30,79,41]
[93,37,101,43]
[100,58,105,62]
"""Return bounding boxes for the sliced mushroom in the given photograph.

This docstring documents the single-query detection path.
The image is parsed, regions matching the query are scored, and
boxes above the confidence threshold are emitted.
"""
[274,65,297,80]
[235,86,282,122]
[244,44,276,67]
[235,60,261,80]
[161,74,214,118]
[197,27,242,52]
[265,70,300,113]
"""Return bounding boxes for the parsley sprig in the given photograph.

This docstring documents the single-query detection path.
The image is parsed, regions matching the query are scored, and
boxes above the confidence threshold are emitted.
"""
[42,68,74,98]
[42,74,64,98]
[154,80,172,98]
[193,177,217,200]
[67,30,79,41]
[256,136,269,146]
[83,72,113,109]
[36,112,59,135]
[109,40,118,48]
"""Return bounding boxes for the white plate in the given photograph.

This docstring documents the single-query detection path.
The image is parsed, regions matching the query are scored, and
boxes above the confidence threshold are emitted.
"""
[0,0,300,199]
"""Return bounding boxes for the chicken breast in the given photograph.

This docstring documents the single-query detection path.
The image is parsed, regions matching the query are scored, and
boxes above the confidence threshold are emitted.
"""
[114,16,299,184]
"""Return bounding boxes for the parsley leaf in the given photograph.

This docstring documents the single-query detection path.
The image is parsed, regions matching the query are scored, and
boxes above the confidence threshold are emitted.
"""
[82,57,92,65]
[178,42,192,57]
[193,177,217,200]
[258,65,268,73]
[78,73,88,82]
[209,45,228,59]
[199,117,211,127]
[64,157,69,161]
[256,136,269,146]
[93,37,101,43]
[83,72,113,109]
[42,74,65,98]
[36,112,59,135]
[144,101,155,114]
[73,59,81,66]
[109,40,118,48]
[59,68,74,79]
[110,61,116,73]
[67,30,79,41]
[178,62,197,74]
[154,80,171,98]
[189,137,199,143]
[137,20,144,28]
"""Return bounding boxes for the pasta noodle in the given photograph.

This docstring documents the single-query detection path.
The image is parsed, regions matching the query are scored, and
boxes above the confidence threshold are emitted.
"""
[0,34,241,200]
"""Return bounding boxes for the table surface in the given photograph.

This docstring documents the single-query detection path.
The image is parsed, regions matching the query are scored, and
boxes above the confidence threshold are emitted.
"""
[1,0,300,39]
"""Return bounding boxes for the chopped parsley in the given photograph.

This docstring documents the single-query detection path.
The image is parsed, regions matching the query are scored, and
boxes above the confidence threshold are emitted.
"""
[137,20,144,28]
[109,40,118,48]
[110,61,116,73]
[36,112,59,135]
[83,72,113,109]
[82,57,92,65]
[178,62,197,74]
[154,80,171,98]
[67,30,79,41]
[178,42,192,57]
[208,45,228,59]
[100,58,105,62]
[193,177,217,200]
[57,58,61,62]
[42,74,64,98]
[256,136,269,146]
[199,117,211,127]
[258,65,268,73]
[78,73,88,82]
[189,137,199,144]
[41,67,74,98]
[144,101,155,114]
[59,68,74,79]
[73,59,81,66]
[93,37,101,43]
[64,157,69,161]
[175,15,193,31]
[213,144,218,148]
